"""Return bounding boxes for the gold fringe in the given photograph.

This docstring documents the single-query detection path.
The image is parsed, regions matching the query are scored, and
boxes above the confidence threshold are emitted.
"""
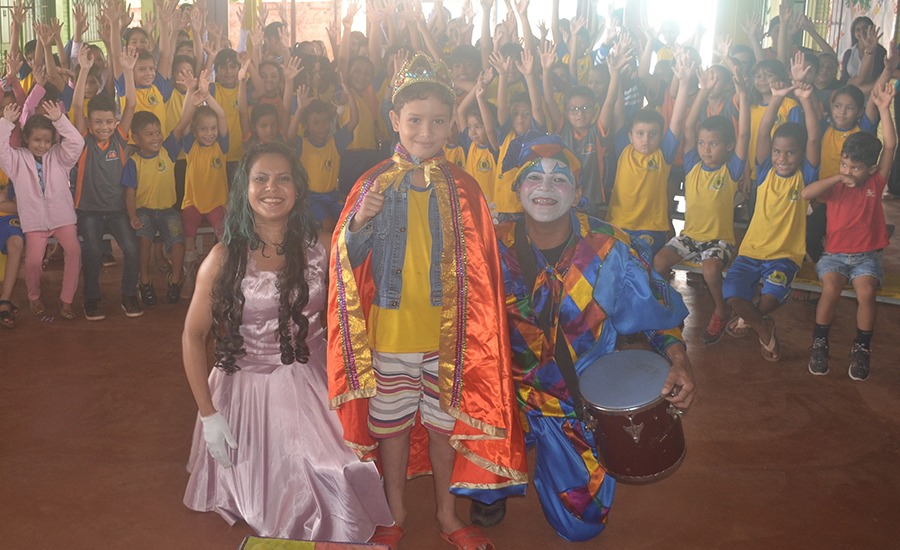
[329,387,376,410]
[450,439,530,484]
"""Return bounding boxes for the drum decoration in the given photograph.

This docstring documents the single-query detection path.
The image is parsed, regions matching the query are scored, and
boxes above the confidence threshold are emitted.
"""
[578,349,686,484]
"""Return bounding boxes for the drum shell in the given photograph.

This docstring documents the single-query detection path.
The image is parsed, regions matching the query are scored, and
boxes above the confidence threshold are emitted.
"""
[585,396,686,484]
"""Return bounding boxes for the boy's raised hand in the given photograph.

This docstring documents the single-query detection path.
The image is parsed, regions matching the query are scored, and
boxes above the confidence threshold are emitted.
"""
[886,42,900,72]
[297,84,312,110]
[32,65,47,87]
[516,48,535,76]
[740,14,763,43]
[713,34,732,60]
[78,46,95,71]
[3,103,21,123]
[6,51,23,78]
[538,41,557,71]
[41,100,62,121]
[792,80,813,100]
[488,50,510,76]
[351,179,384,232]
[283,55,302,83]
[120,46,138,71]
[238,59,251,82]
[698,67,717,92]
[673,51,695,82]
[790,51,810,82]
[732,65,749,96]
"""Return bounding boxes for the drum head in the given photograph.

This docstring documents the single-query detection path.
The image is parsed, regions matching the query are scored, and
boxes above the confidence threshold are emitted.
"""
[579,349,671,411]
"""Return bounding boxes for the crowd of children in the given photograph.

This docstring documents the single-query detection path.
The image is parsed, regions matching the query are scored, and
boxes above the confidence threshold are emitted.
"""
[0,0,894,464]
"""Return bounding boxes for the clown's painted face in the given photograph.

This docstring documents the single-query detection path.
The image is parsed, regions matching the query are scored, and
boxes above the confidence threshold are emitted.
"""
[517,158,581,223]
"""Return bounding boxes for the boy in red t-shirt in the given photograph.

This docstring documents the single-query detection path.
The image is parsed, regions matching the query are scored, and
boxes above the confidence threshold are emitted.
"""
[800,82,895,381]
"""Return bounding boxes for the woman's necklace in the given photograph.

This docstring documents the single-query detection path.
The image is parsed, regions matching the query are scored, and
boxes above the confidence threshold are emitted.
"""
[259,239,285,259]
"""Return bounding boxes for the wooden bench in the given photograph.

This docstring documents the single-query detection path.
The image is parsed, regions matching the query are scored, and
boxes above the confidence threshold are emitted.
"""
[673,260,900,305]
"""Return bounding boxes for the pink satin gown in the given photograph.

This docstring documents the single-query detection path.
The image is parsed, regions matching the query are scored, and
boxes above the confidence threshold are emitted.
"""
[183,241,393,541]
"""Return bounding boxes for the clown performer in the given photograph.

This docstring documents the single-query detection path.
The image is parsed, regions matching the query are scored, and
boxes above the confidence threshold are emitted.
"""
[327,54,528,550]
[478,134,696,542]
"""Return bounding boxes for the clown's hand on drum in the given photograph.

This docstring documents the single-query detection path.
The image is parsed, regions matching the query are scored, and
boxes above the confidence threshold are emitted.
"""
[662,344,696,409]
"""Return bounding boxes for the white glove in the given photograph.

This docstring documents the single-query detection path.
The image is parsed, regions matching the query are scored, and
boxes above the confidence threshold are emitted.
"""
[485,195,500,225]
[200,412,238,468]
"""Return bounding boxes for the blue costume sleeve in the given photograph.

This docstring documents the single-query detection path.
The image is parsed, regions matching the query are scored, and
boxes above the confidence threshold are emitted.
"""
[595,241,689,336]
[121,158,138,189]
[661,128,679,165]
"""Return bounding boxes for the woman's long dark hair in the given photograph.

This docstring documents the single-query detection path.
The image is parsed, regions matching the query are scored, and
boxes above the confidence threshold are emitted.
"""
[211,142,318,374]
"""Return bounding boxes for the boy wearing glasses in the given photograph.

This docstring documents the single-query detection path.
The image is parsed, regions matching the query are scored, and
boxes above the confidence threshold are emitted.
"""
[605,53,693,255]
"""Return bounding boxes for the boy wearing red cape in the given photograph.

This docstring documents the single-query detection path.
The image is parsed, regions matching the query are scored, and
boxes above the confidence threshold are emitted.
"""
[327,54,528,550]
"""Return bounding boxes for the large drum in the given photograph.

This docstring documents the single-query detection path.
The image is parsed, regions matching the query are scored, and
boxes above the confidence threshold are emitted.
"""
[579,349,686,484]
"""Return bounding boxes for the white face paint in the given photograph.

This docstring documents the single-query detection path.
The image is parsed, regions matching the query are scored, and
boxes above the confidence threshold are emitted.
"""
[517,158,579,223]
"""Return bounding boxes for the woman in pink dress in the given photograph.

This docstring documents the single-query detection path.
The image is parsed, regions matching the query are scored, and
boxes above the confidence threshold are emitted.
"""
[182,142,392,541]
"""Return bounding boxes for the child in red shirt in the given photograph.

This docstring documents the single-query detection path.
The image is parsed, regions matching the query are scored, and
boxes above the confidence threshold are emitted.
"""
[800,82,895,381]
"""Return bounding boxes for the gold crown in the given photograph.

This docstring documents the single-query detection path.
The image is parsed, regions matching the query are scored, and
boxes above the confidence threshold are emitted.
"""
[391,53,455,102]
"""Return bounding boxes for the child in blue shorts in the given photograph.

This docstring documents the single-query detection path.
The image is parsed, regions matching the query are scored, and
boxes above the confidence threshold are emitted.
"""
[800,82,896,381]
[723,79,820,361]
[0,173,24,328]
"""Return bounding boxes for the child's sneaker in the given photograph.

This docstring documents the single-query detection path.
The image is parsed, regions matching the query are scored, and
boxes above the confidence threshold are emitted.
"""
[121,295,144,318]
[101,252,117,267]
[808,338,830,375]
[166,272,183,304]
[83,299,106,321]
[702,310,733,345]
[138,280,157,307]
[848,343,870,381]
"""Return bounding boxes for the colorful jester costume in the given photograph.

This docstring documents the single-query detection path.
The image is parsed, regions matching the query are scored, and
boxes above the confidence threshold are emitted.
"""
[495,137,689,541]
[327,54,528,504]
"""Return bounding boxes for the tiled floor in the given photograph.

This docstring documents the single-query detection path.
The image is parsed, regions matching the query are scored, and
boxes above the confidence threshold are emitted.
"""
[2,201,899,549]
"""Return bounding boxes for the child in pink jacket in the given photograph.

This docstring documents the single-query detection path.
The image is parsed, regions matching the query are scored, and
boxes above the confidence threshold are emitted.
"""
[0,101,84,318]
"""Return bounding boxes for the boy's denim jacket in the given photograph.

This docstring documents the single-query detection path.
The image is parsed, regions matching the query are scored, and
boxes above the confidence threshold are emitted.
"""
[345,170,443,309]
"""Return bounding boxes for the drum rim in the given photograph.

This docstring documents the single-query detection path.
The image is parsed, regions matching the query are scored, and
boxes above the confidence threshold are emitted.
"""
[579,349,672,411]
[584,393,667,414]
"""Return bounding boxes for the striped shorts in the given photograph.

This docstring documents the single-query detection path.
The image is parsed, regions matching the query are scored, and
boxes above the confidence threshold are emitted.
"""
[367,350,456,438]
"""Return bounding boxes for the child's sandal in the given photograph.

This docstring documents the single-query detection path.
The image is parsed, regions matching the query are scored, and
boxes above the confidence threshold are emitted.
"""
[441,525,495,550]
[760,319,780,362]
[725,316,749,339]
[368,525,405,550]
[0,300,17,328]
[30,300,45,317]
[59,303,77,321]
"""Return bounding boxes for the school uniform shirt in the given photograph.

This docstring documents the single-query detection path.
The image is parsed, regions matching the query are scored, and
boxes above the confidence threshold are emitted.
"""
[819,114,876,179]
[165,88,187,161]
[459,128,499,199]
[682,148,745,245]
[182,132,230,214]
[606,127,680,232]
[697,95,741,142]
[560,53,594,86]
[819,171,889,254]
[741,157,818,266]
[486,76,527,108]
[557,117,611,207]
[748,98,802,179]
[67,100,90,126]
[72,126,129,211]
[211,83,244,163]
[339,88,378,152]
[367,184,442,353]
[444,144,466,170]
[121,134,182,210]
[493,122,539,214]
[299,126,353,194]
[0,168,13,216]
[117,71,173,143]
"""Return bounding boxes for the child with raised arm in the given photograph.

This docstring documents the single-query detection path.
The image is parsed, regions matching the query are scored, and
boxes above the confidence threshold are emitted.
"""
[179,71,230,299]
[802,82,895,381]
[0,101,84,319]
[723,79,820,362]
[653,66,750,345]
[0,171,24,328]
[605,50,694,256]
[328,54,527,550]
[456,68,500,199]
[72,45,142,320]
[289,82,358,233]
[237,59,285,147]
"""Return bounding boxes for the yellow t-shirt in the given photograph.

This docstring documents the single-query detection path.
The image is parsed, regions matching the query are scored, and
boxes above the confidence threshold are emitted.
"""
[749,98,800,179]
[606,145,673,232]
[487,78,526,108]
[301,136,341,194]
[0,168,13,216]
[493,131,524,214]
[368,186,441,353]
[130,148,178,210]
[740,159,813,265]
[67,101,90,125]
[682,151,743,245]
[466,143,497,199]
[819,120,873,179]
[165,89,187,161]
[339,90,377,151]
[214,83,244,163]
[444,144,466,170]
[182,135,229,214]
[560,54,593,86]
[127,84,169,144]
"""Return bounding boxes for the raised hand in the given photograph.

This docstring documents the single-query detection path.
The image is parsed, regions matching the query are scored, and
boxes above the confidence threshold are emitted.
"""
[516,48,535,76]
[351,179,385,231]
[872,81,896,110]
[538,41,557,71]
[514,0,529,15]
[488,50,511,75]
[283,55,302,83]
[860,25,883,51]
[537,20,549,42]
[249,24,264,48]
[732,65,749,96]
[50,17,63,38]
[673,50,695,81]
[77,45,95,71]
[886,42,900,72]
[741,14,763,43]
[256,1,268,26]
[32,65,47,87]
[10,0,27,27]
[121,45,138,71]
[344,0,361,27]
[698,67,718,92]
[296,84,312,110]
[35,22,53,46]
[475,68,493,100]
[237,59,251,81]
[41,100,62,121]
[714,34,732,59]
[790,51,810,82]
[769,79,796,98]
[792,80,813,100]
[6,51,23,77]
[3,102,22,123]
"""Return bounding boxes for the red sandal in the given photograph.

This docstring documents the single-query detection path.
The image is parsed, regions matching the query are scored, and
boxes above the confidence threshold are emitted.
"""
[441,525,495,550]
[368,524,405,550]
